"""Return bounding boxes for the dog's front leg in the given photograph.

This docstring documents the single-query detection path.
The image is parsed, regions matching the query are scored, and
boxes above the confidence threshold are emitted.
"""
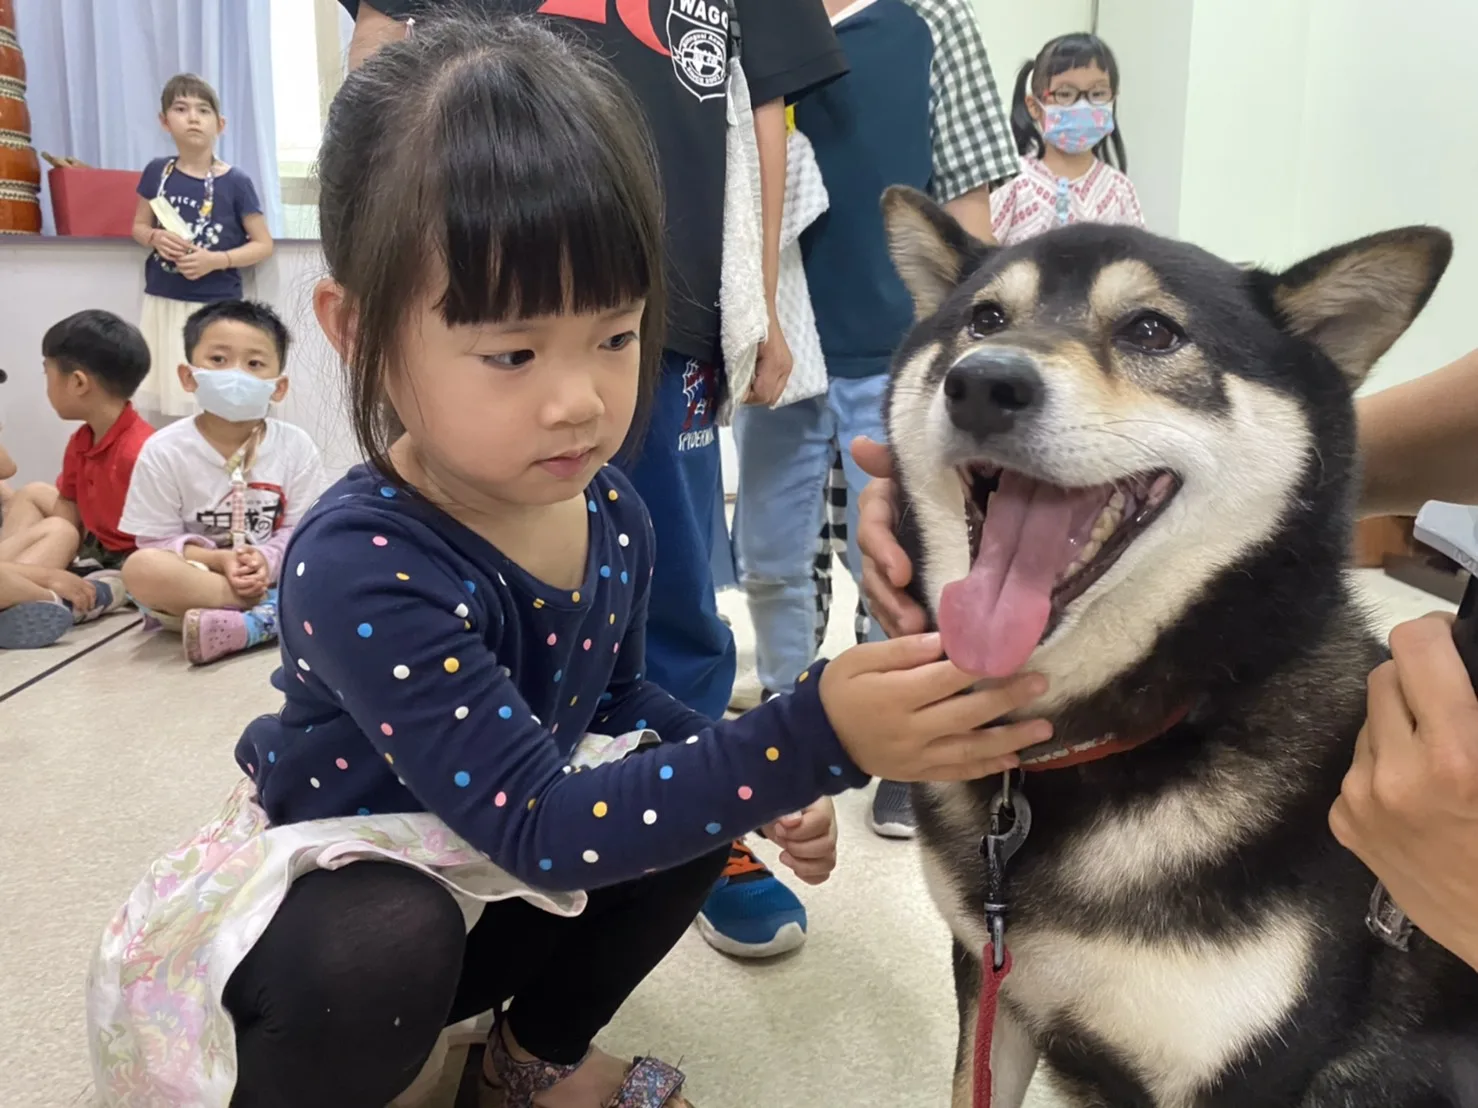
[951,939,1039,1108]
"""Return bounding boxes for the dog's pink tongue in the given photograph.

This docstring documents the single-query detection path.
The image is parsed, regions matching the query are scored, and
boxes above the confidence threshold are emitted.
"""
[938,471,1105,677]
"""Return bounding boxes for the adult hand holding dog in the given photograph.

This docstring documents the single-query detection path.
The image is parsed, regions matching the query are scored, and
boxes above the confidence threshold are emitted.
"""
[819,632,1051,781]
[1330,613,1478,971]
[852,436,928,638]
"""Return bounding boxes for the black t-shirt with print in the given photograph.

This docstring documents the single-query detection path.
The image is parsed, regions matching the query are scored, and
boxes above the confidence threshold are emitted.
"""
[340,0,847,364]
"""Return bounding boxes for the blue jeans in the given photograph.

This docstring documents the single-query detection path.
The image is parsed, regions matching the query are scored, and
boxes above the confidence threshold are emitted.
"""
[615,351,736,721]
[732,374,889,693]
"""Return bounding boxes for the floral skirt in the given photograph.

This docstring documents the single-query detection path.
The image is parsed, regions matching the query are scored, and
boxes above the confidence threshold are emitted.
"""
[87,730,651,1107]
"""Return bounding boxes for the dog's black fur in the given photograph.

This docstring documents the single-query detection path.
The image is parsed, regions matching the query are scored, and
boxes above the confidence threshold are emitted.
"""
[881,189,1478,1106]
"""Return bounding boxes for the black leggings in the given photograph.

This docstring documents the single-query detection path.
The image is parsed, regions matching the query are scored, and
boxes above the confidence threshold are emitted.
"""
[223,848,727,1107]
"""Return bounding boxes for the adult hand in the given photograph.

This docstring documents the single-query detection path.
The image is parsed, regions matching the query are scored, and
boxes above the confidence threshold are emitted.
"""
[746,310,794,406]
[851,436,928,637]
[226,547,270,603]
[819,632,1051,782]
[175,247,226,281]
[151,230,192,263]
[763,797,837,886]
[1329,613,1478,970]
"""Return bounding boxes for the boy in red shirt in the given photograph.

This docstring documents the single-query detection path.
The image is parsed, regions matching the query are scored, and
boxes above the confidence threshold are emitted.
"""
[0,311,150,646]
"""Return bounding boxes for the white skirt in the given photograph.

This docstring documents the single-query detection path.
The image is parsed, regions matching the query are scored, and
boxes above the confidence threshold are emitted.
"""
[87,728,654,1107]
[138,294,200,418]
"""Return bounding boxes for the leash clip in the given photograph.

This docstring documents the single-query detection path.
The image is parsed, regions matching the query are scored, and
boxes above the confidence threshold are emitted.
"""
[981,774,1032,971]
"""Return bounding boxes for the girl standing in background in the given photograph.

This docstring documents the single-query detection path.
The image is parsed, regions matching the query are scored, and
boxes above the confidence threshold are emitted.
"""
[990,33,1143,245]
[131,74,274,418]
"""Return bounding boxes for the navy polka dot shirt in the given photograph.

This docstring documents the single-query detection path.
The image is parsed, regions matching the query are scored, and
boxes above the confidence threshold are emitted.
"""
[236,465,868,891]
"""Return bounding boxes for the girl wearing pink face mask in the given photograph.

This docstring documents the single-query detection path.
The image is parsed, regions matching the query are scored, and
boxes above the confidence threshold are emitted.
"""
[990,33,1144,246]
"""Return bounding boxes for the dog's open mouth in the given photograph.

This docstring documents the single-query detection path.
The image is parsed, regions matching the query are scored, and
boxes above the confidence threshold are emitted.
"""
[939,464,1181,678]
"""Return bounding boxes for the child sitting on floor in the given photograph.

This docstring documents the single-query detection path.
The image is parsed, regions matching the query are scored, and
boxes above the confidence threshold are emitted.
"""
[0,311,151,645]
[120,300,326,665]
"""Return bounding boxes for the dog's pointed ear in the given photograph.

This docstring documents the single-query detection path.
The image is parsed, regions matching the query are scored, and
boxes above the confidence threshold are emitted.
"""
[883,186,992,318]
[1261,227,1451,387]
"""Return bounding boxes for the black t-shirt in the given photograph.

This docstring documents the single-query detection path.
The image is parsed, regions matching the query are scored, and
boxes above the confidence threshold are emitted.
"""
[339,0,846,364]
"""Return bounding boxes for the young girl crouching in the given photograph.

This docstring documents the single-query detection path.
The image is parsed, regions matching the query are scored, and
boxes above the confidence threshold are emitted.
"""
[88,14,1052,1108]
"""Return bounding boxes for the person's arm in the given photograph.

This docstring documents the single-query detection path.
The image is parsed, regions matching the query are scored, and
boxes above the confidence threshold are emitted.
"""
[747,98,793,405]
[131,194,158,251]
[1330,614,1478,971]
[288,509,868,892]
[221,212,274,271]
[50,498,81,530]
[345,0,411,70]
[922,0,1018,246]
[944,186,995,244]
[1357,348,1478,517]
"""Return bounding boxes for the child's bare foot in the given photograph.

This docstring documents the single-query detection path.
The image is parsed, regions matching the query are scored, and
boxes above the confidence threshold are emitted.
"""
[489,1022,692,1107]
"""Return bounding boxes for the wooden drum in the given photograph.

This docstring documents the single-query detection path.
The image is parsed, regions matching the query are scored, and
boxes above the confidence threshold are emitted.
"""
[0,0,41,234]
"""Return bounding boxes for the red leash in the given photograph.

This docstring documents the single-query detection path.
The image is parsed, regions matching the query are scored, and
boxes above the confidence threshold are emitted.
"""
[973,944,1011,1108]
[970,704,1192,1107]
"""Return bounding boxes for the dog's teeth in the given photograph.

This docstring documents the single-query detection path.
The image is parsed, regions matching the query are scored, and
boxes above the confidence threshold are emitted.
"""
[1066,537,1103,577]
[1110,489,1126,512]
[1090,503,1122,543]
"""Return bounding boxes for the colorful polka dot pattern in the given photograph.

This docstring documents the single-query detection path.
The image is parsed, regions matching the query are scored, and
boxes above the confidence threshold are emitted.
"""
[250,469,854,886]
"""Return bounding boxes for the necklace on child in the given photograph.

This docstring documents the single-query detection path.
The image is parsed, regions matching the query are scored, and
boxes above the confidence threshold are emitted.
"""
[222,423,264,551]
[158,157,216,225]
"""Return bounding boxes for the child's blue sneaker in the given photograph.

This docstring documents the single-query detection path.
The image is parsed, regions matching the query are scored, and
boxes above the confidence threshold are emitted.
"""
[0,598,73,650]
[697,840,807,959]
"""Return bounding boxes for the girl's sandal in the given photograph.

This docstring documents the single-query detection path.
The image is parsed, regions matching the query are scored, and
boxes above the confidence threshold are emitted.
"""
[486,1020,694,1108]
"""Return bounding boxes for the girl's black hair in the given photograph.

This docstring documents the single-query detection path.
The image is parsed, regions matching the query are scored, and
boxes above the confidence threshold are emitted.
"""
[317,9,666,485]
[1009,33,1128,172]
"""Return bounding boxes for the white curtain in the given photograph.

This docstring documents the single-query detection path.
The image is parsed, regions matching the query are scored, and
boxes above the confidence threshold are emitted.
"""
[16,0,283,236]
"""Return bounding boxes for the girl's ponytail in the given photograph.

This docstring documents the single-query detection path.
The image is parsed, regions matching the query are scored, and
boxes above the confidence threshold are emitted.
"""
[1009,59,1042,160]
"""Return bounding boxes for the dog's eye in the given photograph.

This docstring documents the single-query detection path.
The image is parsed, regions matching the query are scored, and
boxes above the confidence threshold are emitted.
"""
[969,302,1008,338]
[1117,311,1184,353]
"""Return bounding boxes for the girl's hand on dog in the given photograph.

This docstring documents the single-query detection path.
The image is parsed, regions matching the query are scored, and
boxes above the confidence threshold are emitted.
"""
[820,632,1051,781]
[1330,613,1478,971]
[764,798,837,886]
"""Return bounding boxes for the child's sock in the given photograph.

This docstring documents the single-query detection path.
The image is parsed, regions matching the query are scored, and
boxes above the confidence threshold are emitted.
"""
[242,587,279,648]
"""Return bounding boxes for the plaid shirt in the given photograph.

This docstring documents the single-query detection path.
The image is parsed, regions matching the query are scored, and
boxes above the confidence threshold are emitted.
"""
[905,0,1019,201]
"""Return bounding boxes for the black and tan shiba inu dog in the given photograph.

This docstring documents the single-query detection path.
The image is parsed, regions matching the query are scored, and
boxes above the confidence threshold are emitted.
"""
[880,186,1478,1107]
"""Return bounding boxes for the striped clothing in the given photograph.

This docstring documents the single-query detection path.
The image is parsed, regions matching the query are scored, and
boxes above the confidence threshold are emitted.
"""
[990,155,1144,246]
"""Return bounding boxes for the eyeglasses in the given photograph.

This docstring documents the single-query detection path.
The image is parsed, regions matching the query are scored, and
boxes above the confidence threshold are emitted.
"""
[1038,86,1114,107]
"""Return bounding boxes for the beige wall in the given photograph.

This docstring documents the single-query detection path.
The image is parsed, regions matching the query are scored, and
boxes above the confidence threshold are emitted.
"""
[1098,0,1478,391]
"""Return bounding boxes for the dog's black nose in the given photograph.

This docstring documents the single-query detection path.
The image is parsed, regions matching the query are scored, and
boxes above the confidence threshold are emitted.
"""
[943,350,1043,437]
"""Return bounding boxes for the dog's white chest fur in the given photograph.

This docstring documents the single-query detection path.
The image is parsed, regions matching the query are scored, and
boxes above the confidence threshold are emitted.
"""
[921,784,1313,1107]
[1007,917,1312,1107]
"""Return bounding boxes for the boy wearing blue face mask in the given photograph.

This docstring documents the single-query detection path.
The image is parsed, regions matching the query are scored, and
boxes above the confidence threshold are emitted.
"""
[120,300,326,664]
[990,33,1143,245]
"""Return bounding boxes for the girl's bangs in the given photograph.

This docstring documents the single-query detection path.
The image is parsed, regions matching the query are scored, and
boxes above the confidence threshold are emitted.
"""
[426,65,659,327]
[1037,36,1117,91]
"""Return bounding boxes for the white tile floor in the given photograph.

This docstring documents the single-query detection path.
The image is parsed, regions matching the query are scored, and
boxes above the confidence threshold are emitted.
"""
[0,568,1454,1108]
